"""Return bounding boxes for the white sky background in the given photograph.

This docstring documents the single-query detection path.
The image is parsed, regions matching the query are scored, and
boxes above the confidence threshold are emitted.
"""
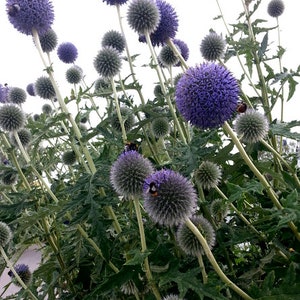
[0,0,299,122]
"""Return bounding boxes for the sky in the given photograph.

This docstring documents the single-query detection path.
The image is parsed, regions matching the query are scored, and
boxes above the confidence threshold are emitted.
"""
[0,0,299,122]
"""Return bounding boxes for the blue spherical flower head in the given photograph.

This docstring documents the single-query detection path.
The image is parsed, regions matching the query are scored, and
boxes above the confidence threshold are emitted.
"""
[175,63,239,129]
[139,0,178,46]
[143,169,197,226]
[103,0,128,5]
[267,0,285,18]
[173,39,189,66]
[26,83,36,97]
[0,84,10,103]
[8,264,32,286]
[110,150,154,199]
[57,42,78,64]
[6,0,54,36]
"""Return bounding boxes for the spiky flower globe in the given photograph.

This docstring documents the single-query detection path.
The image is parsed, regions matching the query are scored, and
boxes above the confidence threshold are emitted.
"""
[127,0,160,35]
[8,264,32,286]
[110,150,154,198]
[57,42,78,64]
[200,32,226,61]
[94,47,122,78]
[26,83,36,97]
[94,77,112,95]
[66,65,83,84]
[35,76,55,99]
[10,128,32,147]
[120,280,137,295]
[0,84,10,103]
[139,0,178,46]
[8,87,27,104]
[102,0,128,5]
[61,151,77,166]
[6,0,54,35]
[267,0,285,18]
[111,107,135,132]
[39,28,58,53]
[42,103,53,115]
[210,199,228,224]
[158,44,180,67]
[194,161,222,190]
[0,104,25,132]
[175,63,239,129]
[177,216,216,256]
[0,221,12,247]
[151,117,169,138]
[1,170,18,185]
[234,109,269,143]
[143,169,197,226]
[102,30,126,53]
[173,39,189,66]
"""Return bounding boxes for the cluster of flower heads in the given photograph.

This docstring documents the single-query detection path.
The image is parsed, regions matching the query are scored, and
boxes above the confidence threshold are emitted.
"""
[175,63,240,129]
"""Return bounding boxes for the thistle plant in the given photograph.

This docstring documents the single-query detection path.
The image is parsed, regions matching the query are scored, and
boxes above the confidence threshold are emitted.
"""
[0,0,300,299]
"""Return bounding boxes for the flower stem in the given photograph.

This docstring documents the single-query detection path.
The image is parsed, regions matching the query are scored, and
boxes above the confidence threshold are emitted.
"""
[132,197,161,300]
[185,218,254,300]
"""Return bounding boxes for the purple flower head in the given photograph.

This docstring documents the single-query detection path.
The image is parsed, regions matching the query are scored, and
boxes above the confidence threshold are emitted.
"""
[103,0,128,5]
[26,83,36,96]
[143,169,197,226]
[57,42,78,64]
[110,150,154,199]
[8,264,32,286]
[175,63,239,129]
[0,84,10,103]
[6,0,54,36]
[139,0,178,46]
[173,39,189,66]
[267,0,285,18]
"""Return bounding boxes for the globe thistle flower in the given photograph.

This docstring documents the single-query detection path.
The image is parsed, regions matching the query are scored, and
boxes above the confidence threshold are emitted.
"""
[33,114,40,121]
[61,151,77,166]
[94,77,112,94]
[210,199,228,224]
[101,30,126,53]
[26,83,36,97]
[9,128,32,148]
[57,42,78,64]
[175,63,239,129]
[267,0,285,18]
[94,47,122,78]
[66,65,83,84]
[0,84,10,103]
[8,264,32,286]
[39,28,58,53]
[0,221,12,247]
[1,169,18,185]
[163,295,182,300]
[139,0,178,46]
[111,107,135,132]
[173,39,189,66]
[177,216,216,256]
[0,104,25,132]
[158,44,180,67]
[35,76,55,99]
[120,280,137,295]
[153,84,163,99]
[127,0,161,35]
[102,0,128,5]
[42,103,52,115]
[173,73,183,88]
[200,31,226,61]
[110,150,154,198]
[143,169,197,226]
[194,161,222,190]
[6,0,54,36]
[8,87,27,104]
[234,109,269,143]
[151,117,169,138]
